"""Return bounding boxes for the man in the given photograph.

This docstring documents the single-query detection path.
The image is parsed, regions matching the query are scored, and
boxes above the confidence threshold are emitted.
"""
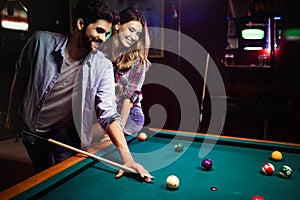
[5,0,152,182]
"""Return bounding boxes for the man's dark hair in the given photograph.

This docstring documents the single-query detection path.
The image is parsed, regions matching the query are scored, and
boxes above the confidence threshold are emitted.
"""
[73,0,118,29]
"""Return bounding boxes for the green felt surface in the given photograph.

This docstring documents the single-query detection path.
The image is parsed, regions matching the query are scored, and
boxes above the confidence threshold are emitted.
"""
[13,131,300,200]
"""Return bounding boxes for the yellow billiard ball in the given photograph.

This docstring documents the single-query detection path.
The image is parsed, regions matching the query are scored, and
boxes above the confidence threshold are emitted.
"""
[271,151,282,161]
[166,175,180,189]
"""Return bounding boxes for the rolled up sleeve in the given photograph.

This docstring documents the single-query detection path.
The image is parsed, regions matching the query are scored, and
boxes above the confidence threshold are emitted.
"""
[95,66,121,131]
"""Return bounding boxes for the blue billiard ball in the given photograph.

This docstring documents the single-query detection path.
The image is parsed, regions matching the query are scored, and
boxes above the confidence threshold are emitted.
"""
[201,159,213,170]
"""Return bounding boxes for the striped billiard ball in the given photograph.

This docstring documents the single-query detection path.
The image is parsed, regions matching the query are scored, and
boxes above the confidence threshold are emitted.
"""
[138,132,147,141]
[262,163,275,175]
[279,165,292,178]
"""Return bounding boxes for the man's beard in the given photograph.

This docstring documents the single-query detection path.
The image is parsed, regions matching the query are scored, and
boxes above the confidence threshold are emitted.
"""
[81,29,103,52]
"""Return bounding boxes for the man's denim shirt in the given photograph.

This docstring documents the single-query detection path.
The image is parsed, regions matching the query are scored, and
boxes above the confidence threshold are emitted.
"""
[17,30,120,149]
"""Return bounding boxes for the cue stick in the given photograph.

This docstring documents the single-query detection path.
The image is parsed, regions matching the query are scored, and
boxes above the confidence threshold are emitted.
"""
[198,53,210,131]
[21,130,154,179]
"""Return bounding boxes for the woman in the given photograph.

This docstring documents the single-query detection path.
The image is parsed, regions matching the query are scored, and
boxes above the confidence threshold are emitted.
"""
[102,7,151,136]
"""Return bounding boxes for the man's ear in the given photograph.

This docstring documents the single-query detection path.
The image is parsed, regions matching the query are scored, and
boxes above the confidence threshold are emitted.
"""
[77,18,84,30]
[114,23,120,31]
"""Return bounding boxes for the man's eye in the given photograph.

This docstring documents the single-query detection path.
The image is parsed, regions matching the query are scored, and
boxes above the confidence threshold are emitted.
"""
[96,27,105,33]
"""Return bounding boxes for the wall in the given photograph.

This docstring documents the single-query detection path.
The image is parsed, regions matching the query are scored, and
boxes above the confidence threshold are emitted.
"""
[0,0,70,139]
[142,0,300,143]
[1,0,299,142]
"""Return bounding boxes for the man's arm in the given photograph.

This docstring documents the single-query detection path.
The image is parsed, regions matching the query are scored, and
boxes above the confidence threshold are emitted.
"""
[106,120,133,162]
[106,120,152,182]
[6,31,38,131]
[5,74,27,131]
[95,62,152,181]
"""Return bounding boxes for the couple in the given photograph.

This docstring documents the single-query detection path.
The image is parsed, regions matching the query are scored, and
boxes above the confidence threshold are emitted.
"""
[5,0,152,182]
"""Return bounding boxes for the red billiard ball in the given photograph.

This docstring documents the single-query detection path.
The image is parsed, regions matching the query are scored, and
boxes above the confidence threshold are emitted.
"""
[138,132,147,141]
[251,195,264,200]
[201,158,213,170]
[262,162,275,175]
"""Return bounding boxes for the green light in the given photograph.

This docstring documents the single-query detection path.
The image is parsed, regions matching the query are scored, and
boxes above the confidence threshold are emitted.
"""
[242,29,264,39]
[278,29,281,39]
[285,28,300,40]
[105,28,112,40]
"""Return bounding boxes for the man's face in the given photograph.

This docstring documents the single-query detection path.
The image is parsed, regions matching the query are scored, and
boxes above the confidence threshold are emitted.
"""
[82,19,112,51]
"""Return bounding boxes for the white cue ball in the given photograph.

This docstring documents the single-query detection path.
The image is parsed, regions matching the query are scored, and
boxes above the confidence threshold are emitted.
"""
[166,175,180,189]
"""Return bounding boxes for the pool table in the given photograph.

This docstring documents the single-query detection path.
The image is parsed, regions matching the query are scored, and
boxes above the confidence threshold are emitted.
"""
[1,129,300,200]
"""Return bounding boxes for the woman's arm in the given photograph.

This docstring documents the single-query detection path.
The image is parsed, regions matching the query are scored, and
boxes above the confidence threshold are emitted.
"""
[120,98,133,131]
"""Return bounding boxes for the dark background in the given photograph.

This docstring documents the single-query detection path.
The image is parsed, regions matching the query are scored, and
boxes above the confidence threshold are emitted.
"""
[1,0,299,142]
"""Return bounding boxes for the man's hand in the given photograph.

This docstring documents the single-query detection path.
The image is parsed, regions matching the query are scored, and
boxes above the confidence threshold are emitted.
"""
[115,161,153,183]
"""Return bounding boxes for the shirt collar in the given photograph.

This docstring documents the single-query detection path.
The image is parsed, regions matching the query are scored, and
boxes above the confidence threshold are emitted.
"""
[52,34,69,54]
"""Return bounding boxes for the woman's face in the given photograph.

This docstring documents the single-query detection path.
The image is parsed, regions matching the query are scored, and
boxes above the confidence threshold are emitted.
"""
[118,21,143,48]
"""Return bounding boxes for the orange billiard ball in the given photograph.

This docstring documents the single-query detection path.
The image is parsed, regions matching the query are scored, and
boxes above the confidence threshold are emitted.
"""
[271,151,282,161]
